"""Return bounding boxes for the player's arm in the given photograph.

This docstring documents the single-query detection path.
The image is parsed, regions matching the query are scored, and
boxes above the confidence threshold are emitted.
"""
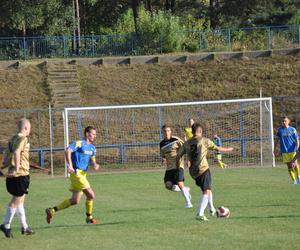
[90,158,99,170]
[214,146,234,153]
[176,144,186,169]
[90,147,99,170]
[290,150,300,168]
[7,138,25,177]
[65,148,75,173]
[274,130,280,156]
[207,139,233,153]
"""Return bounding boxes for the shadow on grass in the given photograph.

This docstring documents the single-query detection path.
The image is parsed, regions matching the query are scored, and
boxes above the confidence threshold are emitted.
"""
[231,204,293,208]
[230,214,300,219]
[34,221,127,231]
[110,206,176,213]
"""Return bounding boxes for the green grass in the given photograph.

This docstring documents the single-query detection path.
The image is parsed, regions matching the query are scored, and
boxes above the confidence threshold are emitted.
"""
[0,167,299,249]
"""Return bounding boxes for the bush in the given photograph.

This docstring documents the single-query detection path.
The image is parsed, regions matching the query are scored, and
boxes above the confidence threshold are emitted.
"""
[113,6,186,53]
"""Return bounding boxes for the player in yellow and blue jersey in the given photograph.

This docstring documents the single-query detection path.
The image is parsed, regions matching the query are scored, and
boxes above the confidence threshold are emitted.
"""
[45,126,100,224]
[184,118,194,141]
[274,116,300,184]
[213,133,228,169]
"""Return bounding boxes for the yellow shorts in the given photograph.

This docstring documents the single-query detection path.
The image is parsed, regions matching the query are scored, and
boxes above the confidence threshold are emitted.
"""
[215,154,222,160]
[282,152,297,164]
[70,169,90,192]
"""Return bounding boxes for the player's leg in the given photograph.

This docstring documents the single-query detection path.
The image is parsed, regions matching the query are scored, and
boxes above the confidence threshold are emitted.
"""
[46,191,82,224]
[83,188,97,224]
[176,169,193,208]
[283,153,297,184]
[207,190,216,216]
[15,196,34,235]
[1,176,31,238]
[12,175,34,235]
[292,159,300,183]
[164,170,181,192]
[287,164,297,184]
[195,169,212,221]
[1,195,21,238]
[216,154,227,168]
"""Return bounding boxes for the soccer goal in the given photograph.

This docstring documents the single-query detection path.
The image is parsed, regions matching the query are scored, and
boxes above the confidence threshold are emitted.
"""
[63,97,275,176]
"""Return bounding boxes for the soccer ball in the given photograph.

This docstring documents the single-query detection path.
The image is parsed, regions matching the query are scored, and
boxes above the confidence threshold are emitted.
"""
[216,206,230,218]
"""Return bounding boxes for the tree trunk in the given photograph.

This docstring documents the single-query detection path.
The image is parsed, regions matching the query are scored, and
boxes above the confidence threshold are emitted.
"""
[145,0,152,12]
[75,0,81,54]
[132,0,140,34]
[22,20,26,36]
[209,0,219,29]
[165,0,175,12]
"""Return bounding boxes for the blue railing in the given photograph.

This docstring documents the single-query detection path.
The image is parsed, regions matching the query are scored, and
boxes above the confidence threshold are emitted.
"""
[0,25,299,60]
[31,137,269,168]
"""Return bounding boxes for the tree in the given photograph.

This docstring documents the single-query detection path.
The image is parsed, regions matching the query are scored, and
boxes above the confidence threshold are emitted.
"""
[132,0,141,33]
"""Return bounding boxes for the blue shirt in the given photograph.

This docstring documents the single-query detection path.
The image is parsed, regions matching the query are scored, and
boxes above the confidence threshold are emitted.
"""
[213,136,222,154]
[276,126,299,153]
[68,140,96,171]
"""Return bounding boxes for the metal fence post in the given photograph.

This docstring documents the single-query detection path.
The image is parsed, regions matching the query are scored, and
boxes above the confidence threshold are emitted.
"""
[267,27,271,50]
[158,107,164,140]
[159,34,163,54]
[23,37,27,60]
[298,25,300,47]
[240,103,246,158]
[228,28,232,51]
[119,144,125,164]
[91,32,95,57]
[63,35,66,58]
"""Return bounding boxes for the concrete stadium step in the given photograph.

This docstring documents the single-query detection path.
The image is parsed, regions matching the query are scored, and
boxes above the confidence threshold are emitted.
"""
[51,93,81,100]
[51,87,81,94]
[46,62,81,108]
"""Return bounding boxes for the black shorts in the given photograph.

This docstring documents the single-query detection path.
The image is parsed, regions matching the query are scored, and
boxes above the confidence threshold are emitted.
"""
[6,175,30,197]
[195,169,211,191]
[164,168,185,185]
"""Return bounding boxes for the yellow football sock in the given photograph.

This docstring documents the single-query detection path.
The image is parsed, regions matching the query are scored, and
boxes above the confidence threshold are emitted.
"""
[288,169,296,181]
[217,160,224,169]
[56,199,71,211]
[86,200,93,218]
[293,164,300,177]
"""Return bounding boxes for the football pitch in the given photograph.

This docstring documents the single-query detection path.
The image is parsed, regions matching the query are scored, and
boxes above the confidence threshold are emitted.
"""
[0,167,299,250]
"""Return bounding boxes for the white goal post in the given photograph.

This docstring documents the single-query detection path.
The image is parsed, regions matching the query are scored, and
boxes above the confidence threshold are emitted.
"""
[63,97,275,176]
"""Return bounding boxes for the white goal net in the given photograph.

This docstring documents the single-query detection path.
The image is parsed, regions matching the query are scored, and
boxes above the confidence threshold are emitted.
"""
[63,98,274,174]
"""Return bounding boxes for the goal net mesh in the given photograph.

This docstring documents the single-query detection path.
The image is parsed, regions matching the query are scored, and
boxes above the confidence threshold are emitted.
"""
[64,98,274,169]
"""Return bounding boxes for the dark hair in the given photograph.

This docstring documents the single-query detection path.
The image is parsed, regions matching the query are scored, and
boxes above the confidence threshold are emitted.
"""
[192,123,202,135]
[283,116,290,121]
[84,126,96,135]
[162,124,172,131]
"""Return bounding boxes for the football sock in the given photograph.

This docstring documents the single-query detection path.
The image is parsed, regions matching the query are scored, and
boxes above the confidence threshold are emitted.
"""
[16,204,28,229]
[288,169,296,181]
[55,199,72,211]
[172,185,181,192]
[218,160,224,169]
[3,206,16,229]
[208,194,215,211]
[197,194,209,216]
[86,200,93,218]
[181,187,191,204]
[293,165,300,178]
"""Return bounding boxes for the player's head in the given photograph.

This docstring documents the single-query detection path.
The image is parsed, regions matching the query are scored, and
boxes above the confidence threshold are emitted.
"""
[188,118,195,127]
[282,116,290,128]
[84,126,96,142]
[192,123,203,137]
[17,118,31,136]
[213,132,218,138]
[162,124,172,140]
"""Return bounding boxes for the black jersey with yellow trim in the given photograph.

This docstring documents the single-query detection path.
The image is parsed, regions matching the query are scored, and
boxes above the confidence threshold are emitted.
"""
[160,136,184,170]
